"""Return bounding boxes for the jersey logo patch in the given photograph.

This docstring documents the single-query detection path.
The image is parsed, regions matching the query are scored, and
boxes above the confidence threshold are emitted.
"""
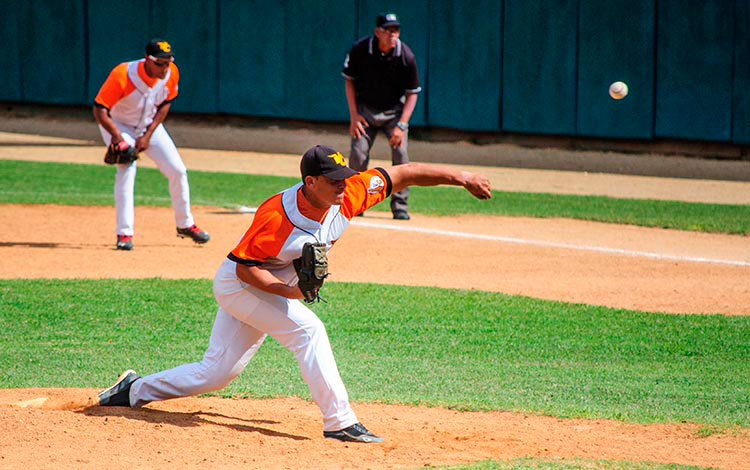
[367,175,385,194]
[327,151,346,166]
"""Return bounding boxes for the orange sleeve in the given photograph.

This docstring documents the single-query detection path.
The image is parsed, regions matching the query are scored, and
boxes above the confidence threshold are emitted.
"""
[228,194,294,265]
[340,168,392,218]
[94,63,129,109]
[165,63,179,101]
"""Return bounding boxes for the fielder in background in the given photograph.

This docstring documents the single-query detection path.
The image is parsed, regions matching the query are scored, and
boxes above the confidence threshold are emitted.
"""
[97,145,492,443]
[93,39,210,251]
[342,12,421,220]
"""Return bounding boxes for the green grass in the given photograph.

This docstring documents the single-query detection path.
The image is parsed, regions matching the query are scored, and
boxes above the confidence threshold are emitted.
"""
[441,458,711,470]
[0,159,294,207]
[2,279,748,427]
[1,159,749,234]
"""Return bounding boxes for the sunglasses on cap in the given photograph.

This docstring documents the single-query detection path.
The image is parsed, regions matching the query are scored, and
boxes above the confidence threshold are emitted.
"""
[148,55,173,67]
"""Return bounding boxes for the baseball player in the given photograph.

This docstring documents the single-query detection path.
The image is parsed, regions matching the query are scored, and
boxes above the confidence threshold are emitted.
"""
[97,145,492,443]
[342,12,421,220]
[93,38,209,251]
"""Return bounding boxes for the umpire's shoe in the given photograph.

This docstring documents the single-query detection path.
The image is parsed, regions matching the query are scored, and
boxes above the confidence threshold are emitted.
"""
[323,422,384,443]
[176,224,210,244]
[98,369,140,407]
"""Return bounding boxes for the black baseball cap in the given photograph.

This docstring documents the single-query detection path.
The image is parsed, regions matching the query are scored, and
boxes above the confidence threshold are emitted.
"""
[145,39,174,58]
[300,145,358,180]
[376,12,400,28]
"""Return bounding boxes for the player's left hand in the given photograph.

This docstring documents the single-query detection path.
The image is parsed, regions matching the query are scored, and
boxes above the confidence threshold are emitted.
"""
[389,127,404,148]
[463,172,492,200]
[135,135,151,152]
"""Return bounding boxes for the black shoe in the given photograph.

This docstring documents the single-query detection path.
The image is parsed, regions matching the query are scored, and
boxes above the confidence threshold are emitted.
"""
[323,422,384,443]
[176,224,210,244]
[355,212,365,217]
[98,369,140,406]
[392,210,410,220]
[116,235,133,250]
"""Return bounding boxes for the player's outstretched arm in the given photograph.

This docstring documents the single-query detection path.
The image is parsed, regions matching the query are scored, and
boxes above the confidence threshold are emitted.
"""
[386,163,492,200]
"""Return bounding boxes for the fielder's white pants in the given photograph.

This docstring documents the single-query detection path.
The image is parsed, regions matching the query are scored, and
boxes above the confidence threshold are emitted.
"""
[129,260,359,432]
[99,122,194,236]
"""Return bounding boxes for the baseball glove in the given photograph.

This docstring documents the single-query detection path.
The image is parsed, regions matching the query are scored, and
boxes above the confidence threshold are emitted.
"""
[104,141,139,165]
[293,242,329,303]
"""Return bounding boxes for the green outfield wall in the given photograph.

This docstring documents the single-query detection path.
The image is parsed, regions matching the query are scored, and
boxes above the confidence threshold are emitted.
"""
[1,0,747,145]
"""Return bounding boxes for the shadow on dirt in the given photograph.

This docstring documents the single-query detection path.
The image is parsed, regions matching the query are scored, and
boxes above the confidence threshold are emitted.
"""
[0,142,94,147]
[79,407,309,440]
[0,241,72,248]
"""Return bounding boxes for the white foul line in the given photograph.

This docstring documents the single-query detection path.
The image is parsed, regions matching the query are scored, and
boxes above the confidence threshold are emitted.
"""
[351,220,750,267]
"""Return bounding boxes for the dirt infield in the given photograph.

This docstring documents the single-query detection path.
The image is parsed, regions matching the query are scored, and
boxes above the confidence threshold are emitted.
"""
[1,389,748,470]
[2,204,749,316]
[1,122,750,469]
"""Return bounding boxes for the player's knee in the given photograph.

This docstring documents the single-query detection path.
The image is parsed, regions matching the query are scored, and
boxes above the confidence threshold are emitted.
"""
[163,165,187,181]
[285,318,328,353]
[302,317,328,347]
[195,362,238,391]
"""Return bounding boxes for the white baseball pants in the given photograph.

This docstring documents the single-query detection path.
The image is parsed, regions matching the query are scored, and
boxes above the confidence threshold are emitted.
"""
[99,122,194,236]
[129,260,359,432]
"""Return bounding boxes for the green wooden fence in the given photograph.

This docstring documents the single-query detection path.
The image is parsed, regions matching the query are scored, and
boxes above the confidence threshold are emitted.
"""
[1,0,746,144]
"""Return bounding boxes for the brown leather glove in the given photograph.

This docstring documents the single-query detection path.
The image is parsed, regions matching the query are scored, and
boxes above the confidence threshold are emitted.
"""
[293,242,329,303]
[104,141,139,165]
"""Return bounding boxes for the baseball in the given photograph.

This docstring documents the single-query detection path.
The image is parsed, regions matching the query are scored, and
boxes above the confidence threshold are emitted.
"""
[609,81,628,100]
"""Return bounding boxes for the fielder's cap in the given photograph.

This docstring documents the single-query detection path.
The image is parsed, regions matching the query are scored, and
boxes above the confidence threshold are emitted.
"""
[376,12,400,28]
[300,145,358,180]
[146,39,174,58]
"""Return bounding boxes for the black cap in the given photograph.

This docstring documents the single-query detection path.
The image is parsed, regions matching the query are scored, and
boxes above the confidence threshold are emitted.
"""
[376,12,400,28]
[146,39,173,58]
[300,145,358,180]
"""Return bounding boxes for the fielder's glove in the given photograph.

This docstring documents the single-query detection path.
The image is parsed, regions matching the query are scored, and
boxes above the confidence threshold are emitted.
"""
[104,141,139,165]
[293,242,328,303]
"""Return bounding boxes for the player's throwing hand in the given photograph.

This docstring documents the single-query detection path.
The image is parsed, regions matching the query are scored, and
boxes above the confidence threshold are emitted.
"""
[462,172,492,200]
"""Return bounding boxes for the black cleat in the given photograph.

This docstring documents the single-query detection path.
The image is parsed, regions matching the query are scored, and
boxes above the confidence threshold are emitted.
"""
[323,422,384,443]
[392,210,410,220]
[176,224,210,244]
[98,369,140,406]
[116,235,133,250]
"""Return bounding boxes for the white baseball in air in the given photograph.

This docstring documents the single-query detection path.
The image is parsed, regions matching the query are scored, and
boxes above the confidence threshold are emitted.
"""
[609,81,629,100]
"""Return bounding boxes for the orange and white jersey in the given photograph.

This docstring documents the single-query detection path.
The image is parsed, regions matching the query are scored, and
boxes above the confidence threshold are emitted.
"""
[94,59,179,132]
[224,168,392,285]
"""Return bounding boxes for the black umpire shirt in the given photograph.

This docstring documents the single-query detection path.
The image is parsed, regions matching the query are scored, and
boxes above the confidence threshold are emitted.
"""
[342,36,421,112]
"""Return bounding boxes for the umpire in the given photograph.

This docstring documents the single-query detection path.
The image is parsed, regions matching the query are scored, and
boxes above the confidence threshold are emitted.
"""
[342,12,421,220]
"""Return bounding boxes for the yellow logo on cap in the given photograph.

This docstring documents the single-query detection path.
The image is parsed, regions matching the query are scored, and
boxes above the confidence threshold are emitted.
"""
[327,152,346,166]
[157,41,171,53]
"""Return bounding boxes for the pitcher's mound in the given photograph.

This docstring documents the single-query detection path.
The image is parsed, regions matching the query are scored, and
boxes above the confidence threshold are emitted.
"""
[0,388,747,470]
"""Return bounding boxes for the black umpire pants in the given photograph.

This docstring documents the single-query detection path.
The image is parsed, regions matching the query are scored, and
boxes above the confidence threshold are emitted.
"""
[348,103,409,214]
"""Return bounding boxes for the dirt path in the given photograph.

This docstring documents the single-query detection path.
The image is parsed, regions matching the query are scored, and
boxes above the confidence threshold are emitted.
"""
[2,127,750,469]
[4,131,750,205]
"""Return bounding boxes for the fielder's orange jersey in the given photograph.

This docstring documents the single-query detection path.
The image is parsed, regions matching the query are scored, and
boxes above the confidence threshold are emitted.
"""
[95,61,179,109]
[227,168,391,283]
